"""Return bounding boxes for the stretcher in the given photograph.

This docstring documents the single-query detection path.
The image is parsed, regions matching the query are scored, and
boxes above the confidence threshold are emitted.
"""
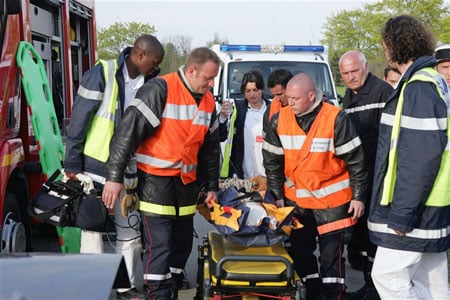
[16,41,81,252]
[195,231,306,300]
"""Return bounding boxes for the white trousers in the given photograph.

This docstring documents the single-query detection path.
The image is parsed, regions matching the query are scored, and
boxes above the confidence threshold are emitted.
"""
[372,246,449,299]
[80,199,142,292]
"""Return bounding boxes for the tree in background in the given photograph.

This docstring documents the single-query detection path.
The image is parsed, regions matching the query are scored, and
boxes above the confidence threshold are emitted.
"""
[97,21,157,60]
[159,34,192,74]
[205,32,229,48]
[98,23,232,74]
[322,0,450,85]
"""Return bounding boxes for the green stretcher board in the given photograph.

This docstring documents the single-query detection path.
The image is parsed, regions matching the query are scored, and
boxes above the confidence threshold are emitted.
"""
[16,41,81,253]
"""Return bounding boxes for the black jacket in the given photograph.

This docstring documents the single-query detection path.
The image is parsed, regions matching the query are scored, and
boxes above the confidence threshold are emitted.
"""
[342,72,393,196]
[369,56,450,252]
[106,70,220,193]
[64,47,154,178]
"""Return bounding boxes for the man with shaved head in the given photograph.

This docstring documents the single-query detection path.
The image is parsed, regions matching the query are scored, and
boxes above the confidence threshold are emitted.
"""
[64,34,164,300]
[262,73,368,299]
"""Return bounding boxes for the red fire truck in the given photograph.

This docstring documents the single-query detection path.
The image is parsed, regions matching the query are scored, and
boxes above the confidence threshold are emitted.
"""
[0,0,97,252]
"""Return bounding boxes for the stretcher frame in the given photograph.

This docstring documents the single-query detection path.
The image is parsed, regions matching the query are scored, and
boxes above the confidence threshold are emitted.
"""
[195,231,306,300]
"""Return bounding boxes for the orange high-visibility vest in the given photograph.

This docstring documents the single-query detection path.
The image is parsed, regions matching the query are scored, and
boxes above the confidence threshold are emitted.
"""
[277,104,353,209]
[136,72,215,184]
[269,99,282,120]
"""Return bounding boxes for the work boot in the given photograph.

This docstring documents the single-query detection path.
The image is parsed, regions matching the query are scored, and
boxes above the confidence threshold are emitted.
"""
[346,245,364,272]
[116,287,145,300]
[345,280,380,300]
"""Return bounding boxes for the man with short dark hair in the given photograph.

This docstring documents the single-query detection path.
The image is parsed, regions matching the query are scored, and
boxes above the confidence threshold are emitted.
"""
[435,43,450,86]
[266,68,293,119]
[383,65,401,88]
[263,73,367,299]
[64,34,164,300]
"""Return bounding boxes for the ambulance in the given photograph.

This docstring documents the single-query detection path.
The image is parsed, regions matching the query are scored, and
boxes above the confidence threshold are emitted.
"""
[211,43,339,106]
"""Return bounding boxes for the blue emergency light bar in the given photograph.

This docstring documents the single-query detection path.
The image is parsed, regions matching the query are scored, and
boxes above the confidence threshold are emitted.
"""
[220,44,325,53]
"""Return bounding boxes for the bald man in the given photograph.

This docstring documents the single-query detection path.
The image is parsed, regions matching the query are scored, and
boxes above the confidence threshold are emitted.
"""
[263,73,367,299]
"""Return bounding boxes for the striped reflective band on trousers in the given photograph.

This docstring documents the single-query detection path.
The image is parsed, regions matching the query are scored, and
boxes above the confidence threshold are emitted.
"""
[144,272,172,281]
[143,267,184,281]
[138,201,197,217]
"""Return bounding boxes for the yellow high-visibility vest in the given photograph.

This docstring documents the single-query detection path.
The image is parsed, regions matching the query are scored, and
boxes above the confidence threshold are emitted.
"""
[83,60,119,162]
[381,67,450,207]
[220,104,237,178]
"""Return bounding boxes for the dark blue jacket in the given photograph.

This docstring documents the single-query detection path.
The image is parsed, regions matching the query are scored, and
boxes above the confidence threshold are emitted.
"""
[368,56,450,252]
[64,47,153,178]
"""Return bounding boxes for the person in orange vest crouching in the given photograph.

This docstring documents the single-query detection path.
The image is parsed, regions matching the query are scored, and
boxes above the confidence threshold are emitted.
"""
[102,47,222,299]
[262,73,368,300]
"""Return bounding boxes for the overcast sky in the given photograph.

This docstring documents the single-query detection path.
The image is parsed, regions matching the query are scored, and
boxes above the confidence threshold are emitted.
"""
[95,0,380,47]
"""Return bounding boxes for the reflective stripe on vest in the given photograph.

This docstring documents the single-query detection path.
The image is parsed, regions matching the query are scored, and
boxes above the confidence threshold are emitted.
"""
[139,201,197,217]
[277,104,353,209]
[83,60,119,162]
[220,104,237,178]
[380,67,450,207]
[136,72,214,186]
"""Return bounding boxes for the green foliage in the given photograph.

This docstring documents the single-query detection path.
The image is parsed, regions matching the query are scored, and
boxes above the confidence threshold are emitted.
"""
[97,23,232,74]
[205,32,229,48]
[321,0,450,81]
[159,42,186,74]
[97,21,156,60]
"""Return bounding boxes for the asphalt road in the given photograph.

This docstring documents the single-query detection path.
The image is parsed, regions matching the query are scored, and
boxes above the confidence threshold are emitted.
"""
[30,212,365,299]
